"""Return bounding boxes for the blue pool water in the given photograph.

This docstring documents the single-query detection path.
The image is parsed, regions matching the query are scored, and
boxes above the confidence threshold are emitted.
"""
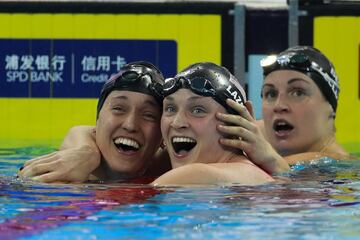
[1,147,360,239]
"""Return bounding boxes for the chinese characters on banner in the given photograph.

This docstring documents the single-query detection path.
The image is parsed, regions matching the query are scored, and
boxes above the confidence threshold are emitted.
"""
[0,39,177,98]
[5,54,125,83]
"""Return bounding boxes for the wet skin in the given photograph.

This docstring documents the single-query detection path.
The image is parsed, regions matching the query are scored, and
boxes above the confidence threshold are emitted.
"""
[96,90,162,177]
[161,89,233,168]
[261,70,334,156]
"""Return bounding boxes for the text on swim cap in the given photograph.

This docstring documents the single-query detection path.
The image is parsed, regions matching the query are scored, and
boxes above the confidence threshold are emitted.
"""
[226,86,244,104]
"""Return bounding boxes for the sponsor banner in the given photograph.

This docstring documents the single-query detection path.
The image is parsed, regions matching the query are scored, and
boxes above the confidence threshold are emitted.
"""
[0,39,177,98]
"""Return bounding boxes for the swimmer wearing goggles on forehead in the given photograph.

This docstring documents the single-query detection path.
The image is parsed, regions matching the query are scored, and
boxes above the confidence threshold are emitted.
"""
[97,61,164,117]
[162,62,246,114]
[259,46,351,158]
[19,61,169,183]
[218,46,351,171]
[153,62,276,185]
[261,46,339,112]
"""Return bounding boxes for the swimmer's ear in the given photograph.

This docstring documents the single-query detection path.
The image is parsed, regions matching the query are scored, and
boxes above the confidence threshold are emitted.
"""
[244,101,255,118]
[329,112,336,119]
[91,127,96,137]
[160,139,167,149]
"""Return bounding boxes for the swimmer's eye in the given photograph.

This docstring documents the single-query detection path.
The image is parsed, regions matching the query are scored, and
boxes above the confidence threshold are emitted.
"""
[164,104,176,114]
[289,88,307,98]
[261,89,277,100]
[111,105,126,113]
[142,111,159,122]
[190,106,207,116]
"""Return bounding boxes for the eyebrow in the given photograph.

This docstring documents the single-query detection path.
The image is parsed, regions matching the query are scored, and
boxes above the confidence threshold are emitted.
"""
[111,95,128,101]
[262,78,311,90]
[287,78,311,85]
[142,99,159,107]
[110,95,158,107]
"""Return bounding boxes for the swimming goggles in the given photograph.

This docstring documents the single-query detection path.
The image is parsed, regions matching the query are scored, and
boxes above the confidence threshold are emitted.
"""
[107,69,163,101]
[163,76,216,98]
[261,53,314,75]
[163,75,242,114]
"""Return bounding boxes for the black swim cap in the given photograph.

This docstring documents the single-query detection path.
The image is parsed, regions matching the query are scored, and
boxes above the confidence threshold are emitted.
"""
[97,61,164,118]
[163,62,246,114]
[261,46,340,112]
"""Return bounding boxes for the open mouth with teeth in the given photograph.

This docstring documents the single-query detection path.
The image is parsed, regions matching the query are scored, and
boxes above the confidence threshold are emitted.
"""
[113,137,140,152]
[273,120,294,134]
[171,137,197,154]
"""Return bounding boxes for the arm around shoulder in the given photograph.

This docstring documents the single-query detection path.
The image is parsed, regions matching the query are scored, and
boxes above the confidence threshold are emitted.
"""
[19,145,101,183]
[18,125,102,183]
[60,125,97,150]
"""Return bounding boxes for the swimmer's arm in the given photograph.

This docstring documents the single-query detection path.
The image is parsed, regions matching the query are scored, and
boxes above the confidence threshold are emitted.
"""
[152,162,274,186]
[60,125,101,180]
[19,145,101,183]
[19,126,101,183]
[60,125,97,150]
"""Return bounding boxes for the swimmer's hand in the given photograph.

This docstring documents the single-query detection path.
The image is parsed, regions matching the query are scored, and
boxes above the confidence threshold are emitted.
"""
[216,99,290,174]
[18,145,101,183]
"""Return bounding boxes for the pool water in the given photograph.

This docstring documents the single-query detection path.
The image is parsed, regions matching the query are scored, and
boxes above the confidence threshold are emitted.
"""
[1,147,360,239]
